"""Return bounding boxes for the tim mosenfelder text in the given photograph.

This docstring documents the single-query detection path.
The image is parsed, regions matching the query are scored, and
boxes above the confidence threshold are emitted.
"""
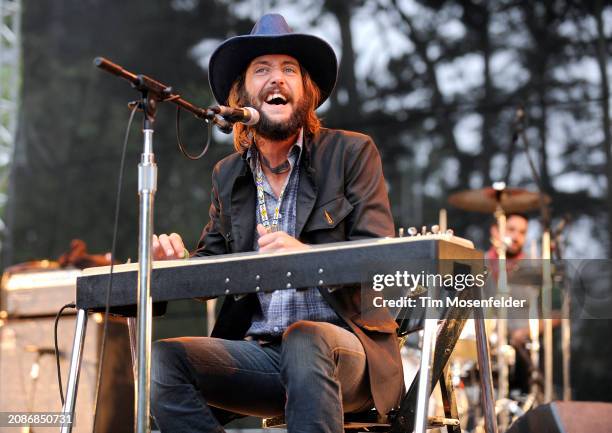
[369,270,527,309]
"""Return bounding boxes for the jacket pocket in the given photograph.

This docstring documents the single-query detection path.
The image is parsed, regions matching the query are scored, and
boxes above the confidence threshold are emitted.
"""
[218,215,234,253]
[303,195,354,232]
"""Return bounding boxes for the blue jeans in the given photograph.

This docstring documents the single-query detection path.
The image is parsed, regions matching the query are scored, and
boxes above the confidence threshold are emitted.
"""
[151,320,372,433]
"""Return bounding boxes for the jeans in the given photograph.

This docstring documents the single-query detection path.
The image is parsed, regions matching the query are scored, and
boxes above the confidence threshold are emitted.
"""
[150,320,372,433]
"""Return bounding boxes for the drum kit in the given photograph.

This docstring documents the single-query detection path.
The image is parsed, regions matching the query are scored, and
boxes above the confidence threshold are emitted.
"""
[417,182,570,432]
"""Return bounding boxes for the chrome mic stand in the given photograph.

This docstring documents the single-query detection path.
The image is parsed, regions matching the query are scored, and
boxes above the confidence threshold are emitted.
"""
[58,58,221,433]
[134,92,157,433]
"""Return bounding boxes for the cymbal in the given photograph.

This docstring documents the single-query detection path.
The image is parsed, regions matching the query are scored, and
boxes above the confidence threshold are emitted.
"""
[448,187,550,213]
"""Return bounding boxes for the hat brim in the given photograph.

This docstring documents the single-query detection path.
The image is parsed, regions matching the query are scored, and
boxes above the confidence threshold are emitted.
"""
[209,33,338,107]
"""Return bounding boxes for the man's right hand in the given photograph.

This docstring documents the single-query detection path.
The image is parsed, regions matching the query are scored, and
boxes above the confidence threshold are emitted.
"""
[152,233,187,260]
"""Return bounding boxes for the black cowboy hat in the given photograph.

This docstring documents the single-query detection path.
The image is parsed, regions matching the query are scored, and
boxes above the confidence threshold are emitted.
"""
[208,13,338,107]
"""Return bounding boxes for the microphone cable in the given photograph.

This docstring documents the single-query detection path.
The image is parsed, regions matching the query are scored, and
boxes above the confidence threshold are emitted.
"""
[90,102,139,432]
[54,302,76,406]
[175,106,213,160]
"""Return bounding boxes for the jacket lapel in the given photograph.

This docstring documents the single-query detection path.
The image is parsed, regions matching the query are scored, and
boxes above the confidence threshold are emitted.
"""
[230,158,256,252]
[295,136,318,237]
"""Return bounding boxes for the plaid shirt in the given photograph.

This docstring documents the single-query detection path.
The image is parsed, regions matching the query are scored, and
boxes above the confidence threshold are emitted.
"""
[245,131,344,338]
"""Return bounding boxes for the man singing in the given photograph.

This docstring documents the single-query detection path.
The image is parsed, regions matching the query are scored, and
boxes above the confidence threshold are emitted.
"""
[150,14,403,433]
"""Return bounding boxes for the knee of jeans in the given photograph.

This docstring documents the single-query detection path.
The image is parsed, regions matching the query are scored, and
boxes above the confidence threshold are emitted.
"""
[151,339,190,385]
[281,321,333,375]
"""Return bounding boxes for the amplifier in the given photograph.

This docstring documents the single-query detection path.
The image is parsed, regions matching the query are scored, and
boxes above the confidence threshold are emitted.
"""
[0,314,134,433]
[0,263,133,432]
[1,265,81,318]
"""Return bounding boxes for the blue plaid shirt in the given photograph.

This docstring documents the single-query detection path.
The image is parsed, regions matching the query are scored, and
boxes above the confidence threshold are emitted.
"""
[245,131,344,338]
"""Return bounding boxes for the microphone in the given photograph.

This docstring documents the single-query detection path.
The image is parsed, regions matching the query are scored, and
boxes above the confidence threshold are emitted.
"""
[214,116,235,134]
[212,106,260,126]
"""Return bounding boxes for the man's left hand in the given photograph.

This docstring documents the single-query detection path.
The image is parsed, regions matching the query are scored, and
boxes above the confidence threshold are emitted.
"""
[257,224,311,252]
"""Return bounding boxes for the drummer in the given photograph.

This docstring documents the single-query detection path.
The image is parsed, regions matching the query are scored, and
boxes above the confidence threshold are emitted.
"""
[486,212,528,261]
[486,212,538,392]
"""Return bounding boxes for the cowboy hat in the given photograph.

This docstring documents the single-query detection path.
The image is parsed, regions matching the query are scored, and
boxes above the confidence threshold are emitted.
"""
[208,13,338,107]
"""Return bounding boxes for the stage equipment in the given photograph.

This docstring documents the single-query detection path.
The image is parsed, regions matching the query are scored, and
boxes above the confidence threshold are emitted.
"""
[506,401,612,433]
[1,263,79,318]
[0,265,133,433]
[448,183,550,430]
[78,235,474,309]
[447,187,550,214]
[514,110,557,405]
[551,217,572,401]
[66,235,499,433]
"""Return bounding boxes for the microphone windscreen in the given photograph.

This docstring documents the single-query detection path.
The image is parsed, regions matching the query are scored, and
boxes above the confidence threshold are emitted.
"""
[243,107,260,126]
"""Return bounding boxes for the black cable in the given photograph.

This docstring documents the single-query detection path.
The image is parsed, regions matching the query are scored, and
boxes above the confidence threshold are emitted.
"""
[54,302,76,406]
[91,102,139,432]
[175,106,213,160]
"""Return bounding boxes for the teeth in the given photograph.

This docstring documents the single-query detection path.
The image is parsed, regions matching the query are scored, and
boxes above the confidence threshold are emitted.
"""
[266,93,287,102]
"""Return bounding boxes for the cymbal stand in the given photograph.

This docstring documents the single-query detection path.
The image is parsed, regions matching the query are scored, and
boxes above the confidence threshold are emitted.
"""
[541,233,553,403]
[493,188,511,431]
[516,110,554,403]
[561,277,571,401]
[524,298,541,411]
[553,228,572,401]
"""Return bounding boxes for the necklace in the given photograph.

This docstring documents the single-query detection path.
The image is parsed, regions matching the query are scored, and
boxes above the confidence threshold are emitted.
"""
[259,153,290,174]
[255,158,289,233]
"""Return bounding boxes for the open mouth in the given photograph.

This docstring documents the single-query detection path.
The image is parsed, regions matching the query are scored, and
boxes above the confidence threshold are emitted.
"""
[265,93,288,106]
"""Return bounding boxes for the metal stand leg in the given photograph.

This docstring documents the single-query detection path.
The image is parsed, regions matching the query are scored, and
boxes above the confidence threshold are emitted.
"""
[561,305,572,401]
[439,365,461,433]
[414,318,437,433]
[391,304,469,433]
[206,299,217,337]
[474,312,498,433]
[542,232,554,403]
[127,317,138,380]
[526,295,542,408]
[493,201,510,430]
[60,309,88,433]
[559,256,572,401]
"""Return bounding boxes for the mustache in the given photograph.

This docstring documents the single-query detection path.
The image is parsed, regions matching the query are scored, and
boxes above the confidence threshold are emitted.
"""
[256,87,292,104]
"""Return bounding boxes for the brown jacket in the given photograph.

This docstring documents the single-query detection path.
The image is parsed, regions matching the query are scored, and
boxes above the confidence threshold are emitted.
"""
[195,127,404,416]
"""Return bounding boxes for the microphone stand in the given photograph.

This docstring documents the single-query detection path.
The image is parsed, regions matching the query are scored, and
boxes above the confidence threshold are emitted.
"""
[135,90,155,433]
[93,57,218,433]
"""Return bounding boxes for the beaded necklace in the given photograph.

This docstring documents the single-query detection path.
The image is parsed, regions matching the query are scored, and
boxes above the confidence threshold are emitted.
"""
[255,156,291,233]
[253,129,302,233]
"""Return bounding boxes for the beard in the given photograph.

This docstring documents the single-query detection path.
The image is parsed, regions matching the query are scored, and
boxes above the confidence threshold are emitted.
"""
[506,246,522,258]
[254,98,309,141]
[241,88,310,141]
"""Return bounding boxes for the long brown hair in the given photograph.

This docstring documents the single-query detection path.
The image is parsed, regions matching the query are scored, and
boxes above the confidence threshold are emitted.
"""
[227,67,322,153]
